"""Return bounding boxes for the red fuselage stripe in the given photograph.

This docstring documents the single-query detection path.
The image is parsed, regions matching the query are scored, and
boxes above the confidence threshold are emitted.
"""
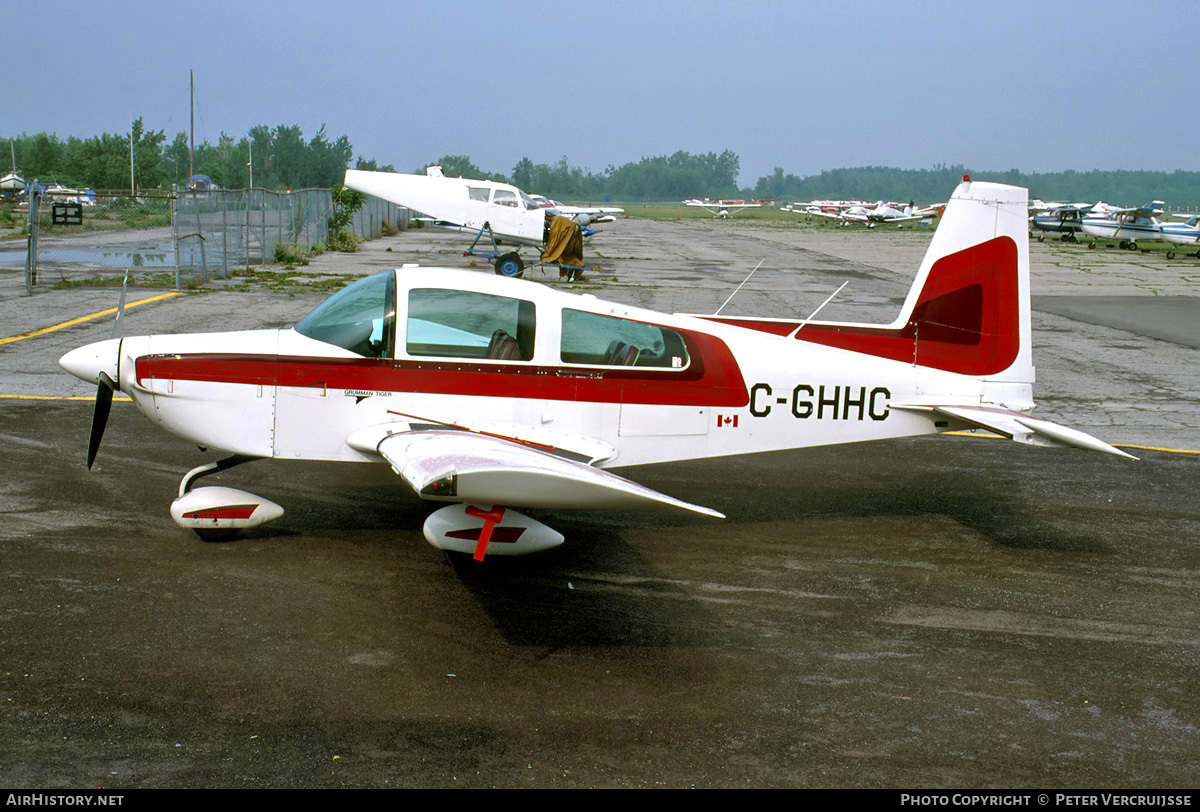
[135,332,749,407]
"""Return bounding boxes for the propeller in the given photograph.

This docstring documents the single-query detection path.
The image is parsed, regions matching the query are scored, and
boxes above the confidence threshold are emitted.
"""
[86,371,116,469]
[85,271,129,469]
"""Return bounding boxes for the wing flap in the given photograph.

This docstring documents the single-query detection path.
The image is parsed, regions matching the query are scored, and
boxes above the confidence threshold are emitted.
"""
[897,404,1137,459]
[376,430,724,517]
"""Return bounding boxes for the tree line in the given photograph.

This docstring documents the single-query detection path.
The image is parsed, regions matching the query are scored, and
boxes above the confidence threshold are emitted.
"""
[6,122,1197,206]
[409,156,1200,208]
[421,150,742,202]
[752,164,1200,208]
[7,120,366,192]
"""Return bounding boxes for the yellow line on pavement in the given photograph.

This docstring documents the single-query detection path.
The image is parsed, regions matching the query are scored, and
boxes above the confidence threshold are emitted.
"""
[1117,443,1200,456]
[0,292,180,346]
[0,395,132,402]
[947,430,1199,455]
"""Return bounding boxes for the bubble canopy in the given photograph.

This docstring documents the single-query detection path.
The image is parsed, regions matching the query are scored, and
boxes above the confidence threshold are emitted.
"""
[294,271,396,358]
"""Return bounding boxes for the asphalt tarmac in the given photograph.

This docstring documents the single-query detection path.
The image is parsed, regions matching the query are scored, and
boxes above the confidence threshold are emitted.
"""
[1,216,1198,788]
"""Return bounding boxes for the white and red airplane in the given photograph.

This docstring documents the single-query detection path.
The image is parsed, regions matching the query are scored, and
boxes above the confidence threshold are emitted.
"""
[60,178,1133,562]
[684,198,762,218]
[811,200,942,227]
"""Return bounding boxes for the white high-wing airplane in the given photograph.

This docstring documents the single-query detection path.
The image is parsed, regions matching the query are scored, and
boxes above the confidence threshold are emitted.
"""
[528,194,624,228]
[812,200,941,228]
[782,200,870,216]
[1158,214,1200,259]
[684,199,762,218]
[1030,202,1118,243]
[344,167,555,278]
[1080,201,1167,251]
[60,178,1132,562]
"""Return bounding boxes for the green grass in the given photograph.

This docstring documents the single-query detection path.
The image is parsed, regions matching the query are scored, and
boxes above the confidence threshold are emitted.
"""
[225,267,358,294]
[51,271,181,290]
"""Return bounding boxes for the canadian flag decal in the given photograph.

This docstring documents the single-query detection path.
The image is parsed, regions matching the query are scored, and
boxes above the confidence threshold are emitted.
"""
[717,414,739,428]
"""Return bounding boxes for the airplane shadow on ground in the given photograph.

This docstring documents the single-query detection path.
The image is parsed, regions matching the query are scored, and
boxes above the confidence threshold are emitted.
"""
[652,437,1126,555]
[69,409,1139,650]
[262,435,1142,648]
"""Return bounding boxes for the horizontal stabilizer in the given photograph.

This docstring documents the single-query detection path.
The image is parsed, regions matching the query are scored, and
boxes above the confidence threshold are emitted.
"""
[897,404,1137,459]
[375,430,725,517]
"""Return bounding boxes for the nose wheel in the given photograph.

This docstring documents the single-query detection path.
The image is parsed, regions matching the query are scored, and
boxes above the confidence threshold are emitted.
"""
[170,456,281,541]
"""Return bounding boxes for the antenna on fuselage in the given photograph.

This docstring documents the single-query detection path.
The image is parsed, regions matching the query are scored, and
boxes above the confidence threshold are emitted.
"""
[110,270,130,339]
[789,281,848,338]
[713,258,765,316]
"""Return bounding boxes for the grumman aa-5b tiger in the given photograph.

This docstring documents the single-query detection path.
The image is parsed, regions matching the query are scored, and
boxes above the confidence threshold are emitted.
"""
[60,178,1133,561]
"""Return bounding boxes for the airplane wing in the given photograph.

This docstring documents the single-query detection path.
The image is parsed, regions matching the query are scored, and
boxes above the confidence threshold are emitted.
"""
[807,209,848,221]
[368,428,725,517]
[894,404,1136,459]
[685,201,760,213]
[878,213,931,224]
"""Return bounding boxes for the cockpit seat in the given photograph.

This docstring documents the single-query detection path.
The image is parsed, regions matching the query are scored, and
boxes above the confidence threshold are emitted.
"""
[486,329,520,360]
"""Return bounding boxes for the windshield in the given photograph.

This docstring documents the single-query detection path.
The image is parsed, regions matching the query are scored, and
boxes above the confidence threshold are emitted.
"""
[295,271,396,358]
[520,190,542,211]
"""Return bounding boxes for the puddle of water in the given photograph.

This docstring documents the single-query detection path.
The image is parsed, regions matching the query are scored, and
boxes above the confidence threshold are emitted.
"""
[0,243,177,268]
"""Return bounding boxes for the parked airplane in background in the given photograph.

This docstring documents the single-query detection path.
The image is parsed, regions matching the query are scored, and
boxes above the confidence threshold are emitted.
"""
[1160,214,1200,259]
[1080,201,1166,250]
[60,178,1131,563]
[810,200,941,227]
[1030,201,1118,242]
[345,166,559,277]
[685,198,762,218]
[1030,202,1110,242]
[783,200,869,215]
[1031,206,1088,242]
[529,194,624,228]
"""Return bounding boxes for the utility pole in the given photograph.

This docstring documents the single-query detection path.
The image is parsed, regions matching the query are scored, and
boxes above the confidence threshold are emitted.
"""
[129,115,135,196]
[189,69,194,179]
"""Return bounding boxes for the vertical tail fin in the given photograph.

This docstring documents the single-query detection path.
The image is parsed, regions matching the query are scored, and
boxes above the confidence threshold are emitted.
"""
[793,179,1033,407]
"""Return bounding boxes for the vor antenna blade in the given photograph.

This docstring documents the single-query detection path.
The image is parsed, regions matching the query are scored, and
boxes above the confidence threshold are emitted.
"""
[110,271,129,339]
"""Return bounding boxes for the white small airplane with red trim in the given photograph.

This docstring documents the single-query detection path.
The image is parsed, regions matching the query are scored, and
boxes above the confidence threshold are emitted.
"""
[811,200,943,227]
[60,177,1134,561]
[684,198,762,218]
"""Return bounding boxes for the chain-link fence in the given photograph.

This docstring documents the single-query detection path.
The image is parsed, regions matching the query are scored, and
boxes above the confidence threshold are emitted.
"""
[8,187,408,293]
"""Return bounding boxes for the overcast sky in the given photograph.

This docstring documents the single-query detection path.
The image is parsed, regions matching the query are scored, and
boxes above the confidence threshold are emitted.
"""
[6,0,1196,187]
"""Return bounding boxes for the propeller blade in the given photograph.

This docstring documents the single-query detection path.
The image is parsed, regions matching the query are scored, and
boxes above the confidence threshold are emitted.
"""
[86,371,116,469]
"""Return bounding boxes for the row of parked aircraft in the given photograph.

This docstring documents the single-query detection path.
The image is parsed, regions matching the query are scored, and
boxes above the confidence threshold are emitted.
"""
[59,174,1134,561]
[779,199,944,227]
[1030,200,1200,259]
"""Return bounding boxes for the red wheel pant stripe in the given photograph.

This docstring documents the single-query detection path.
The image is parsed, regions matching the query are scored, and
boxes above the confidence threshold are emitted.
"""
[182,504,259,520]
